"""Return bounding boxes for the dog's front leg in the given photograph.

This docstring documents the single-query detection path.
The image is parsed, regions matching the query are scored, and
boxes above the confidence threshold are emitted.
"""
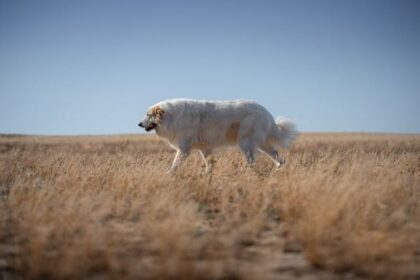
[167,146,190,174]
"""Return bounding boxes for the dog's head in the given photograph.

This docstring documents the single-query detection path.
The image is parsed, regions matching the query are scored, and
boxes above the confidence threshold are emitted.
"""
[138,106,167,132]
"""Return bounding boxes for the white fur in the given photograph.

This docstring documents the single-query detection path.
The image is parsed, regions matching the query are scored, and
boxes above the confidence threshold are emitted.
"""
[139,99,297,173]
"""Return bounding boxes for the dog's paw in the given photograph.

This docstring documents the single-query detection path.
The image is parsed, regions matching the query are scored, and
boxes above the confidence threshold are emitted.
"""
[277,158,286,167]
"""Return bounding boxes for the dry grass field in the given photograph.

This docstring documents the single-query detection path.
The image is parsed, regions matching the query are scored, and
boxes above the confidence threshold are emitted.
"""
[1,133,420,280]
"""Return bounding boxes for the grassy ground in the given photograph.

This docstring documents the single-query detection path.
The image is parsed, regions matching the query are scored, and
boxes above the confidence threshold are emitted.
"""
[1,133,419,279]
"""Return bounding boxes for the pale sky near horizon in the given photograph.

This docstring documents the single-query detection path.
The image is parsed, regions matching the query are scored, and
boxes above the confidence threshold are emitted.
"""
[1,0,419,135]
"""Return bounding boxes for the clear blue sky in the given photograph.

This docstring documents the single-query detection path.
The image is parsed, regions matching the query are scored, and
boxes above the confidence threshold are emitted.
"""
[1,0,419,135]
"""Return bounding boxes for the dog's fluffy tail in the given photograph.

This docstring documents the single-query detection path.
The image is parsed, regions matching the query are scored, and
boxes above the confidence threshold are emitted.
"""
[272,117,298,148]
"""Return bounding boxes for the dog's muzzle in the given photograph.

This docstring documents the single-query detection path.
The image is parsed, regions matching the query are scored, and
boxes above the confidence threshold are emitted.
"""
[139,121,157,132]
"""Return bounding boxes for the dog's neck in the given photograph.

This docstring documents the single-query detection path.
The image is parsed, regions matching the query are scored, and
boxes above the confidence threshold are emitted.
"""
[155,125,175,142]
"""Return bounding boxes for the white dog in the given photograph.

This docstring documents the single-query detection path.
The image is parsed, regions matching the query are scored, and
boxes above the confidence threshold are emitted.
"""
[138,99,297,173]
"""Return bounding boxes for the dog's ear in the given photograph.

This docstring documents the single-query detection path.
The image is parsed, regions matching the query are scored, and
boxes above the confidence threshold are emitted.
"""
[151,106,166,120]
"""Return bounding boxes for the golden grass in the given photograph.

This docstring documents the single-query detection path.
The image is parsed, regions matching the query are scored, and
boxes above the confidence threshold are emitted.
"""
[1,133,419,279]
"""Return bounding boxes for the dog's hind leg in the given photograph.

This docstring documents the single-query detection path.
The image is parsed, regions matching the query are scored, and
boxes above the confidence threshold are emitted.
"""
[199,149,213,173]
[167,145,191,174]
[259,144,285,168]
[239,140,256,166]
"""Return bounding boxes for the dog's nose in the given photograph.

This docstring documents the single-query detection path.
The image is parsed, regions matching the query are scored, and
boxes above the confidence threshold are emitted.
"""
[138,122,144,127]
